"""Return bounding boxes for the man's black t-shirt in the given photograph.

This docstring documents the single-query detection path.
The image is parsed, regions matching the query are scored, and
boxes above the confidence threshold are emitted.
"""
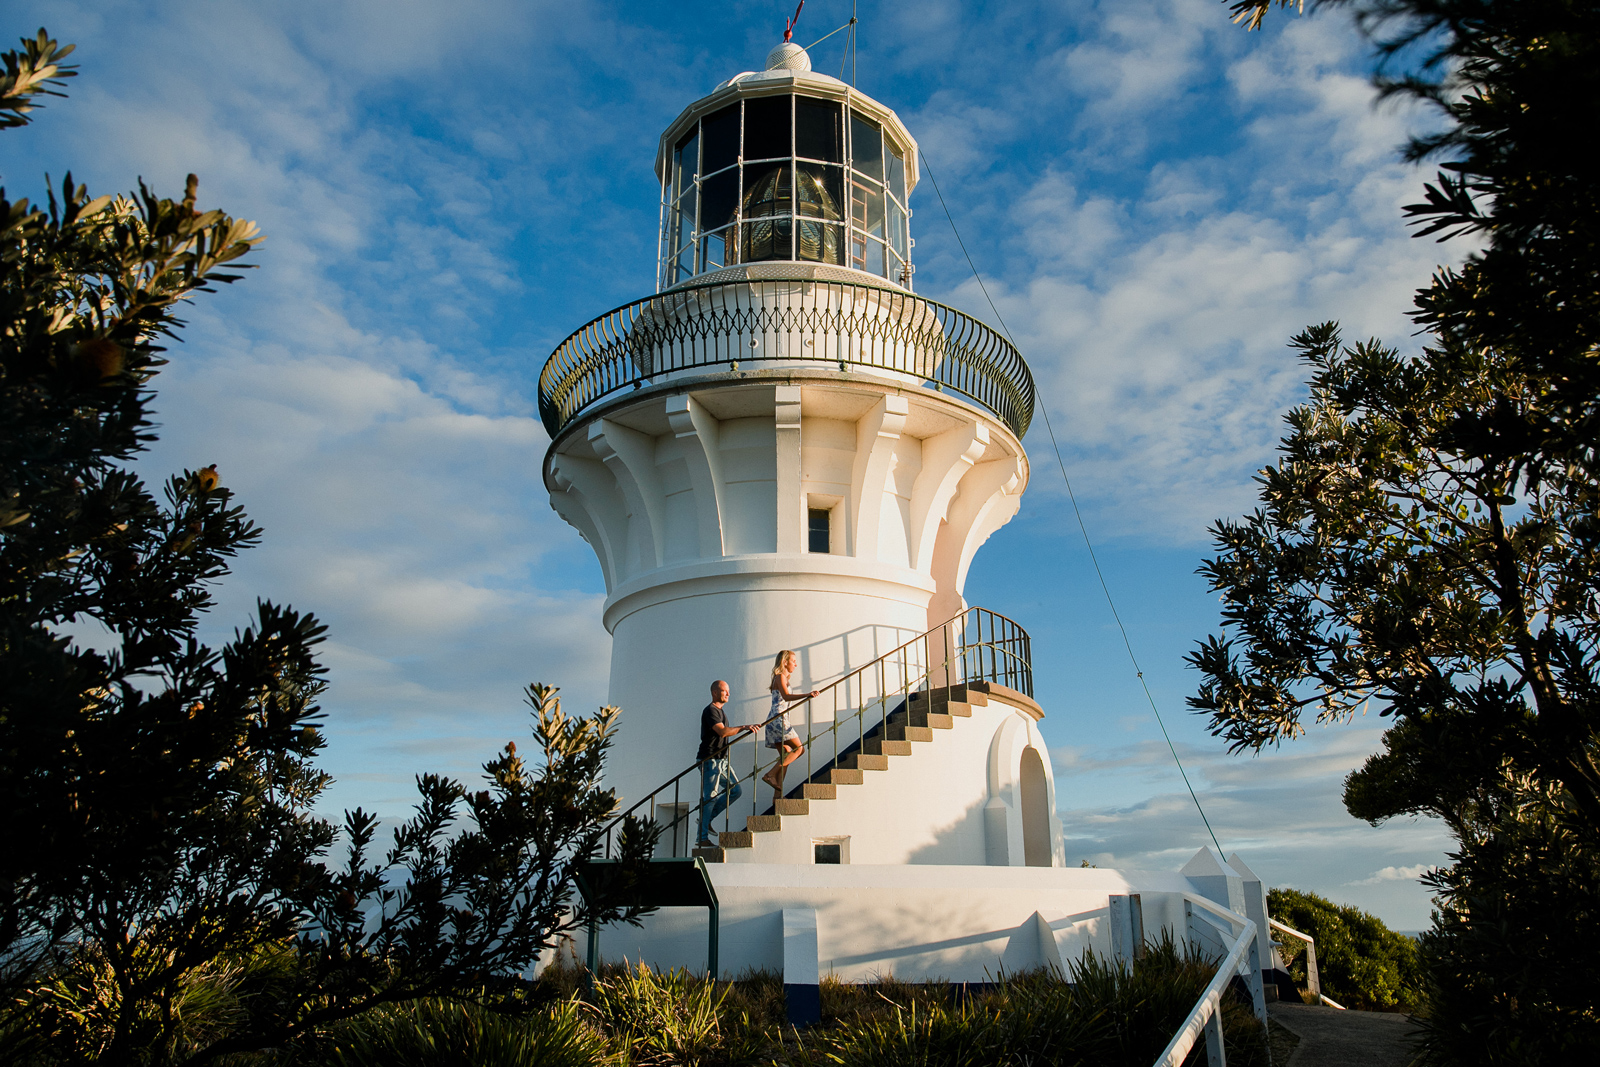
[698,702,731,761]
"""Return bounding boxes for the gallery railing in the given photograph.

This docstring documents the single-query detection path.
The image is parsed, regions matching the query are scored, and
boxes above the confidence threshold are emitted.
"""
[538,276,1035,440]
[594,605,1033,859]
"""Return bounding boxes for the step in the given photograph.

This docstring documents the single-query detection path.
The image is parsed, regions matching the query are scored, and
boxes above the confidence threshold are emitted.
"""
[747,814,782,833]
[774,798,810,815]
[889,710,954,730]
[691,844,725,863]
[800,783,837,800]
[841,753,889,771]
[719,831,753,849]
[863,739,913,757]
[886,725,934,742]
[826,768,865,785]
[910,686,989,708]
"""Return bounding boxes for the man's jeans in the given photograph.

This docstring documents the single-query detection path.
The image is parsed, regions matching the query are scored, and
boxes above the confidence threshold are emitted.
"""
[697,757,742,844]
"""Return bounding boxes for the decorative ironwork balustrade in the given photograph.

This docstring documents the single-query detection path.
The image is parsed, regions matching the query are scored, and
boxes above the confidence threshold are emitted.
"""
[538,277,1035,440]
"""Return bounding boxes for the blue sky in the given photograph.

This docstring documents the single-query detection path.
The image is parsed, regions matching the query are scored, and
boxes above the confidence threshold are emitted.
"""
[7,0,1474,928]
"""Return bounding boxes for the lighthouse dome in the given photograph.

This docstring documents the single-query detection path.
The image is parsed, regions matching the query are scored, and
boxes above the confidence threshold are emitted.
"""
[765,41,811,71]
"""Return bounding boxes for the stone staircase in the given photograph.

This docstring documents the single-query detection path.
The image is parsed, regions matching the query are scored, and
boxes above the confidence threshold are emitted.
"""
[694,682,992,861]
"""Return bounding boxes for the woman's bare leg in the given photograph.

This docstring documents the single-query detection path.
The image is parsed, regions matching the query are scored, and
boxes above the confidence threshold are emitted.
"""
[771,739,803,802]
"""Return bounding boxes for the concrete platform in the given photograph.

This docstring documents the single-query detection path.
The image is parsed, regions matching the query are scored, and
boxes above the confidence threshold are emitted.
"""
[576,861,1203,982]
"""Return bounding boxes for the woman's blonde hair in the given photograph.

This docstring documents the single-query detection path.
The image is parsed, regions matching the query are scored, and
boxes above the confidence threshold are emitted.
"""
[772,650,797,673]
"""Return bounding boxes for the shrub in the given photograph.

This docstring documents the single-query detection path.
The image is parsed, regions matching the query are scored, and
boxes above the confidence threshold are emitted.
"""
[1268,887,1424,1012]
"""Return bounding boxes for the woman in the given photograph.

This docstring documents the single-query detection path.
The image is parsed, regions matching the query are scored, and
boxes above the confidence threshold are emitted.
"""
[762,649,818,803]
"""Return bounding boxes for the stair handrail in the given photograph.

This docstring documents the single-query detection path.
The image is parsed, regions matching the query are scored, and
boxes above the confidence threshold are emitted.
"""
[598,606,972,849]
[596,604,1031,856]
[779,605,1029,807]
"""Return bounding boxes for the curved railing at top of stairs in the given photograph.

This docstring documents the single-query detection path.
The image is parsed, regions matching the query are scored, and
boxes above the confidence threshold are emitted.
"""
[595,605,1033,858]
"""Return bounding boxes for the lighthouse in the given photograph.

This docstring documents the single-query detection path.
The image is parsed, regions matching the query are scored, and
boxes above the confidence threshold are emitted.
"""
[542,37,1058,858]
[540,39,1273,993]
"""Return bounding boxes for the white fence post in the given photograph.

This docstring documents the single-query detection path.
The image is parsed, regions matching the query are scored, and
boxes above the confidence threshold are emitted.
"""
[1109,894,1136,966]
[1243,922,1267,1023]
[1204,1005,1226,1067]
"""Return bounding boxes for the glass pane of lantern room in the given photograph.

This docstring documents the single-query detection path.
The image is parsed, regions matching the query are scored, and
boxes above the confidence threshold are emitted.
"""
[853,180,884,239]
[701,105,740,175]
[744,94,792,162]
[797,220,842,264]
[700,170,739,233]
[674,131,699,199]
[850,112,884,183]
[795,97,842,162]
[701,229,728,271]
[742,164,792,219]
[850,231,886,276]
[887,140,907,207]
[674,194,695,280]
[796,163,843,220]
[742,217,793,262]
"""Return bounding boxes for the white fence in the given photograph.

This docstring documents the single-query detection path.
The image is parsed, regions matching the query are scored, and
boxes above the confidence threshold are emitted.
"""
[1270,916,1344,1010]
[1150,893,1269,1067]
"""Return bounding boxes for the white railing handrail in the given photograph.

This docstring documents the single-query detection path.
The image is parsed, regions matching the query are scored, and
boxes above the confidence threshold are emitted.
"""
[1186,892,1251,934]
[1152,908,1260,1067]
[1268,915,1325,999]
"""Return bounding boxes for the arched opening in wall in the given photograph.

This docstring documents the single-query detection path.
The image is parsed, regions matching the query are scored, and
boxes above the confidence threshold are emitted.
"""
[1020,746,1051,867]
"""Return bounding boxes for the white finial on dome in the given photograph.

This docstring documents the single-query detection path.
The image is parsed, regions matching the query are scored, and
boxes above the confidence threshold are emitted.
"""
[765,41,811,72]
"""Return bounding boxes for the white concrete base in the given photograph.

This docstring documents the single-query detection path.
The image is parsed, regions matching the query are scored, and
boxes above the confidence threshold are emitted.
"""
[578,860,1208,983]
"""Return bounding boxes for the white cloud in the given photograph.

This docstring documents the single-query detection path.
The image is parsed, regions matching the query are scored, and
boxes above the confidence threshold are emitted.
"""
[902,0,1478,545]
[1349,863,1435,886]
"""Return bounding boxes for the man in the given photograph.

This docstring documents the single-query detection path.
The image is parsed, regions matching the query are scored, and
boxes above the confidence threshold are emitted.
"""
[697,679,756,847]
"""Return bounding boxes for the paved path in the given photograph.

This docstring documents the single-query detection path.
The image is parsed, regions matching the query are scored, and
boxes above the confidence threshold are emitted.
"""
[1269,1001,1422,1067]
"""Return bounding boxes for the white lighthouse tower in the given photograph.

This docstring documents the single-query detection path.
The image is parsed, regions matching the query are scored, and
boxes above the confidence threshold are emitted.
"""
[541,41,1277,1001]
[542,38,1058,856]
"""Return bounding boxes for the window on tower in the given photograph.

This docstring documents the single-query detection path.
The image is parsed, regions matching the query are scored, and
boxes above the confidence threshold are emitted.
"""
[808,508,831,553]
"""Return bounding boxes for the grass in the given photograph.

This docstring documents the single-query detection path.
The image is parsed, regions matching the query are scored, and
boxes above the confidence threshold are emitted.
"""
[305,935,1271,1067]
[4,941,1274,1066]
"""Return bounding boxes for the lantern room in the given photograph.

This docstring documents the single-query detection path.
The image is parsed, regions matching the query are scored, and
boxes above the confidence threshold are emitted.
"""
[656,43,919,290]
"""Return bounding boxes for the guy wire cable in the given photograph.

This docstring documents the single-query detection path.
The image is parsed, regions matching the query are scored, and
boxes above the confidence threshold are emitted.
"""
[918,150,1225,856]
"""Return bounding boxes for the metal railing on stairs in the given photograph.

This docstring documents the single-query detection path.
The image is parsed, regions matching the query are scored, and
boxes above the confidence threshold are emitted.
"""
[594,605,1032,859]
